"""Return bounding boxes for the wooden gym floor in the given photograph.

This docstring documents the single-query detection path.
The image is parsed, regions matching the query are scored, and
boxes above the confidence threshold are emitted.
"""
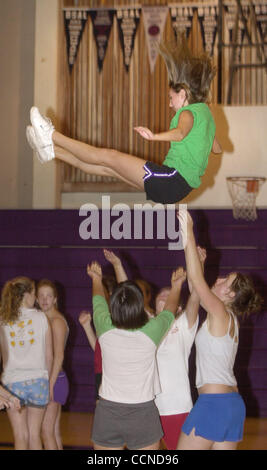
[0,412,266,450]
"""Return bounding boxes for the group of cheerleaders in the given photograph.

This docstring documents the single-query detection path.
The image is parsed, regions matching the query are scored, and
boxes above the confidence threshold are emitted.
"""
[0,35,263,450]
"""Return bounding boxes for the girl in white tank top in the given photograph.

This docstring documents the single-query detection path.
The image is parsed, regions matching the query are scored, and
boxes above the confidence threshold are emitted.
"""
[195,311,239,390]
[177,210,262,450]
[0,276,53,450]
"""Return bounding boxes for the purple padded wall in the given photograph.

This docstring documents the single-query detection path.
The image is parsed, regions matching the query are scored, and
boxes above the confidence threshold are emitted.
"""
[0,209,266,416]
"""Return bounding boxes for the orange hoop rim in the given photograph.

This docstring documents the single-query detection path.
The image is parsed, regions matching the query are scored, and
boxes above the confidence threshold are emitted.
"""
[227,176,266,183]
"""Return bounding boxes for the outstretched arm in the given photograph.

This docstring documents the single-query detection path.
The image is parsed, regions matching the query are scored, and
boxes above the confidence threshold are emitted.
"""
[178,210,227,322]
[87,261,105,298]
[79,311,96,351]
[134,110,194,142]
[103,249,128,283]
[164,267,187,315]
[185,247,206,328]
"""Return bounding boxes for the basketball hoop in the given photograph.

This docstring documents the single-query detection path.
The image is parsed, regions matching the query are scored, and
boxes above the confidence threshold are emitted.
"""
[226,177,266,221]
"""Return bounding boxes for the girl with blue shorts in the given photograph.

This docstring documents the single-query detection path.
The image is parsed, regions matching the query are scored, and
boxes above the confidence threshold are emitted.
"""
[37,279,69,450]
[0,277,53,450]
[177,211,263,450]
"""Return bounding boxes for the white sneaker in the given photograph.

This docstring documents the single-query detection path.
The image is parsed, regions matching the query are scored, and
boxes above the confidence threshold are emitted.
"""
[30,106,55,162]
[26,125,46,163]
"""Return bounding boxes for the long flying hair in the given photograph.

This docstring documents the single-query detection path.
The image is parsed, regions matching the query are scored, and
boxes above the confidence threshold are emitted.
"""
[159,33,216,103]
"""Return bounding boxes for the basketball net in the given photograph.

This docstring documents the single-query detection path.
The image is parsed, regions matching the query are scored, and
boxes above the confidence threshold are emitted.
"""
[226,177,266,221]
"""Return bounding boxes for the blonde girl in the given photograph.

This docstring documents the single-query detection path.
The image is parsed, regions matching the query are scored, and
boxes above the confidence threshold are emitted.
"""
[0,277,53,450]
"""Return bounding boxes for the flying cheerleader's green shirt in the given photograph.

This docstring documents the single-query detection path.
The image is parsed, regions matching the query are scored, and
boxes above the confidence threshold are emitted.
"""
[163,103,216,189]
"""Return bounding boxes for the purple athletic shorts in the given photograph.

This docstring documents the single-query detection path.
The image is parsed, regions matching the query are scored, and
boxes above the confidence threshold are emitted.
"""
[53,371,69,405]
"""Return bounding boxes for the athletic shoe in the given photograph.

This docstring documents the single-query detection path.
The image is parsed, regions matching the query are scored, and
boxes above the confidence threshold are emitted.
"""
[30,106,55,162]
[26,125,46,163]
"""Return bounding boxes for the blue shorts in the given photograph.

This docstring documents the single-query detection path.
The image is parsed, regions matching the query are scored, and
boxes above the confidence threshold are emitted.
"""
[4,378,49,408]
[182,393,246,442]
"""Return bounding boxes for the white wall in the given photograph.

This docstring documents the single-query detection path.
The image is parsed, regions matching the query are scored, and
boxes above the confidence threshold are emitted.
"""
[183,105,267,208]
[0,0,35,209]
[32,0,60,209]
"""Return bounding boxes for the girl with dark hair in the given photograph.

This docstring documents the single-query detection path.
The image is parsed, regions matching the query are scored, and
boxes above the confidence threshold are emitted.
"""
[0,277,53,450]
[79,249,127,402]
[177,211,263,450]
[86,260,185,450]
[26,35,221,204]
[36,279,69,450]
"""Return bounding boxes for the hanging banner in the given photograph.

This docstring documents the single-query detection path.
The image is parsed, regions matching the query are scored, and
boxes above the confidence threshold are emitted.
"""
[224,2,251,60]
[170,5,194,39]
[197,5,218,56]
[116,8,141,72]
[142,6,169,74]
[64,9,89,73]
[253,3,267,58]
[89,9,115,71]
[224,3,236,43]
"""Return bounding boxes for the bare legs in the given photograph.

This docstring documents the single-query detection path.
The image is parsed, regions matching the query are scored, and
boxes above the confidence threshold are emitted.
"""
[42,401,62,450]
[55,146,141,189]
[7,406,46,450]
[177,429,238,450]
[53,131,146,191]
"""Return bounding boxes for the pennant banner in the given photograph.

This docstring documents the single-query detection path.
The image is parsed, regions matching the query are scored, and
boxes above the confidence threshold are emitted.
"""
[197,5,218,56]
[170,6,194,38]
[224,3,236,43]
[89,9,115,71]
[224,2,252,60]
[64,9,89,73]
[117,8,141,72]
[254,3,267,58]
[142,6,168,74]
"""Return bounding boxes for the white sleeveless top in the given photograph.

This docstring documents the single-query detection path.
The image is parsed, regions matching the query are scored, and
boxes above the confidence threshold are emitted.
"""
[0,308,49,384]
[195,312,239,388]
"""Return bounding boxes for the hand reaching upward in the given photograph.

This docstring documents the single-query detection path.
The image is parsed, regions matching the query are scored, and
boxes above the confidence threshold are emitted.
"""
[87,261,102,280]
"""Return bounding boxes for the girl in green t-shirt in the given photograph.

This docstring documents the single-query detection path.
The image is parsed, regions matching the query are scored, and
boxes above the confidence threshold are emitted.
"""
[27,35,221,204]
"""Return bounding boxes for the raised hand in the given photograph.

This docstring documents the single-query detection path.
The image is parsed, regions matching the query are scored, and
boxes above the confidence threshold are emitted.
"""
[197,246,207,267]
[103,249,121,267]
[177,208,193,230]
[171,267,186,288]
[87,261,102,280]
[79,310,92,328]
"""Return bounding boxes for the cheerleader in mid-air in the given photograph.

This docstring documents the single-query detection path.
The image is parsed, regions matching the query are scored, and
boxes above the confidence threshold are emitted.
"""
[27,35,221,204]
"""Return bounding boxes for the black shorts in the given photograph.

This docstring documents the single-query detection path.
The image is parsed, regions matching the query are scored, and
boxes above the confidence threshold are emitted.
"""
[143,161,192,204]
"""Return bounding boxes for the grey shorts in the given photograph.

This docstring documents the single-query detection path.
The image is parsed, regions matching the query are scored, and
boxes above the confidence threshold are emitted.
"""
[91,398,163,449]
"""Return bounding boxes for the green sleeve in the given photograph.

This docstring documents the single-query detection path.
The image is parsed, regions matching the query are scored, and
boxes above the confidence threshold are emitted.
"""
[140,310,174,346]
[92,295,115,338]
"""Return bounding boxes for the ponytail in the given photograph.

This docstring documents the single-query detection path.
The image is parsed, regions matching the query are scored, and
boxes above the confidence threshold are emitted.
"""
[0,277,34,324]
[230,273,263,318]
